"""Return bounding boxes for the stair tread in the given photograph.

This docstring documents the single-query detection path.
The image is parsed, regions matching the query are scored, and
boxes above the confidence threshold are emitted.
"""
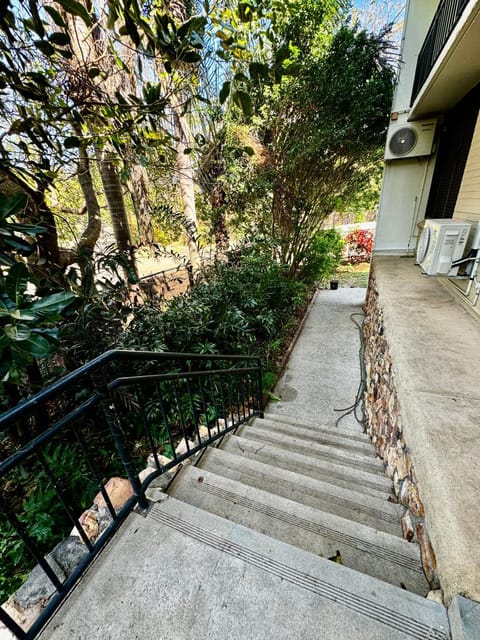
[251,417,374,454]
[39,497,450,640]
[199,446,404,537]
[169,466,430,595]
[262,412,370,443]
[223,434,393,498]
[237,425,385,475]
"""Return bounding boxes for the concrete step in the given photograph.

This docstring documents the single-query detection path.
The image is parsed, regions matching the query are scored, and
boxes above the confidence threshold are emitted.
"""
[169,466,430,595]
[223,434,393,499]
[251,416,374,455]
[199,446,404,537]
[40,497,450,640]
[237,424,385,476]
[262,411,370,444]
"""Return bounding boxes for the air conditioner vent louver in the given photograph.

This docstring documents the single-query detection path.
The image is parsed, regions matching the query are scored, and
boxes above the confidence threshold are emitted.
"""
[389,127,417,156]
[385,119,437,160]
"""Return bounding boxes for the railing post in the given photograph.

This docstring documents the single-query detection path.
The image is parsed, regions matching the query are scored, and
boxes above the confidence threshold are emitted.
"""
[100,394,149,511]
[256,359,264,419]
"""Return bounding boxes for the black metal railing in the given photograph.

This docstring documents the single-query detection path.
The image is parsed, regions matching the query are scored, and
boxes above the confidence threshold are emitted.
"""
[138,265,192,299]
[0,350,263,639]
[411,0,470,103]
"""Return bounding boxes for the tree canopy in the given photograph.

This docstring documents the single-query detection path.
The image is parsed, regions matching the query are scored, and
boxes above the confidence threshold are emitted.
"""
[0,0,396,403]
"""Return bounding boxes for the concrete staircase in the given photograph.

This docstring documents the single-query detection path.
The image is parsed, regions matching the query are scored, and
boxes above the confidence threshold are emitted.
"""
[39,290,452,640]
[162,412,449,638]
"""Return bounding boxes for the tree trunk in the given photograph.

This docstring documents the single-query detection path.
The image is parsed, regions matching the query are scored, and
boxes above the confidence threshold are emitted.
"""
[164,0,201,272]
[127,163,155,252]
[173,108,201,272]
[1,167,64,283]
[76,135,102,294]
[211,186,229,258]
[96,145,139,282]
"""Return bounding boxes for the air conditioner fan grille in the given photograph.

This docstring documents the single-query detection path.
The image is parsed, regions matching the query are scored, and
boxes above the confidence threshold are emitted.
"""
[389,127,417,157]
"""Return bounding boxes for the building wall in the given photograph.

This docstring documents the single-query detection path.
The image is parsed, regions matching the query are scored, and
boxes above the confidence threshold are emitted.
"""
[374,0,440,255]
[449,111,480,312]
[375,155,437,254]
[393,0,440,113]
[453,112,480,226]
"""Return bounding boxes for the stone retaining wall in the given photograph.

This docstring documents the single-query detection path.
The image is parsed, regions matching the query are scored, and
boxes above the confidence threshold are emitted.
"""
[364,269,439,590]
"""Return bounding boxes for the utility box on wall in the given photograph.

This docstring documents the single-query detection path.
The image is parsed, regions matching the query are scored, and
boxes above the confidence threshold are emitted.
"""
[416,219,471,275]
[385,120,437,160]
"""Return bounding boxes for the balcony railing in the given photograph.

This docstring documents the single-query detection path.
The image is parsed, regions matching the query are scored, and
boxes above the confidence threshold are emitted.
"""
[411,0,470,104]
[0,350,263,639]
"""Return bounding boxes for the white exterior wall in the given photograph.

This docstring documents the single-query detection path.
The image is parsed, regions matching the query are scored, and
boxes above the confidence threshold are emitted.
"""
[392,1,440,113]
[374,0,440,254]
[375,154,437,254]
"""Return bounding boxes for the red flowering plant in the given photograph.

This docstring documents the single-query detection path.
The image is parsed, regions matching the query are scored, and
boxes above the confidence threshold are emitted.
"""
[344,228,375,263]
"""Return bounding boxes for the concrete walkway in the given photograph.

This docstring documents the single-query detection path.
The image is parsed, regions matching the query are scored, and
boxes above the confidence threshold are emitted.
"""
[272,288,366,431]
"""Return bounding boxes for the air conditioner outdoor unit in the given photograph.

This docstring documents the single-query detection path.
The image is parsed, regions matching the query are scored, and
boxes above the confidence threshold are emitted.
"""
[385,119,437,160]
[416,219,471,276]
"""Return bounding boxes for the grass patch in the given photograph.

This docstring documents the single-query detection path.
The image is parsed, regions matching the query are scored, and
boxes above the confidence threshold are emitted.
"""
[335,262,370,288]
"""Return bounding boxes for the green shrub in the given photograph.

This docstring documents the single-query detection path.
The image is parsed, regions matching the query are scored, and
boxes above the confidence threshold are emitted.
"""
[301,229,344,284]
[121,248,307,363]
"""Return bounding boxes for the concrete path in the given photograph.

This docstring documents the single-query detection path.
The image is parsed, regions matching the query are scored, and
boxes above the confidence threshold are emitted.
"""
[272,288,366,430]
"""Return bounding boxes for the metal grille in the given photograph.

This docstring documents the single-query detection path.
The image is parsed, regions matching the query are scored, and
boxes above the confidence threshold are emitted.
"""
[411,0,470,104]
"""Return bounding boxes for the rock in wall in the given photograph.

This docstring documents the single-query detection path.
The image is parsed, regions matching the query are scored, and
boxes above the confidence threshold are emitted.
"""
[364,268,439,589]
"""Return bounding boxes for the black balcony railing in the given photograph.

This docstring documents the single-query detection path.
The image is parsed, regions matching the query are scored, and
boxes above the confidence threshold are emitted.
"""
[411,0,470,104]
[0,350,263,639]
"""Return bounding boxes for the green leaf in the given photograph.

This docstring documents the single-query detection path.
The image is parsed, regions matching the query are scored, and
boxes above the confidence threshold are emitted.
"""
[234,72,249,82]
[4,237,34,254]
[7,222,46,236]
[57,48,73,59]
[177,16,207,39]
[232,90,252,116]
[0,309,35,320]
[249,61,269,81]
[43,6,67,29]
[54,0,92,26]
[0,193,27,221]
[34,40,56,56]
[49,32,70,47]
[123,14,140,46]
[238,2,253,22]
[0,293,15,313]
[5,262,29,302]
[0,353,12,380]
[0,333,9,354]
[64,136,81,149]
[182,51,202,64]
[219,80,231,104]
[28,291,76,315]
[4,324,32,341]
[24,334,54,358]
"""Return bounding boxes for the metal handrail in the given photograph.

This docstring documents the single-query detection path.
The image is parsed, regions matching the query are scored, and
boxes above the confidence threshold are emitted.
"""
[0,349,261,426]
[0,350,263,639]
[411,0,470,104]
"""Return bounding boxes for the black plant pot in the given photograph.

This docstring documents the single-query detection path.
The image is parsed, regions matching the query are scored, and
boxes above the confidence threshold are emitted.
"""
[330,279,339,290]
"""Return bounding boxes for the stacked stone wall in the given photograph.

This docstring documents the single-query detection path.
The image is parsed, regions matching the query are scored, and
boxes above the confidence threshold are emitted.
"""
[364,270,439,589]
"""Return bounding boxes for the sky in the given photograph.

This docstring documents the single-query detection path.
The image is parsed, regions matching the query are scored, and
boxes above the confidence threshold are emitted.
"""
[353,0,406,34]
